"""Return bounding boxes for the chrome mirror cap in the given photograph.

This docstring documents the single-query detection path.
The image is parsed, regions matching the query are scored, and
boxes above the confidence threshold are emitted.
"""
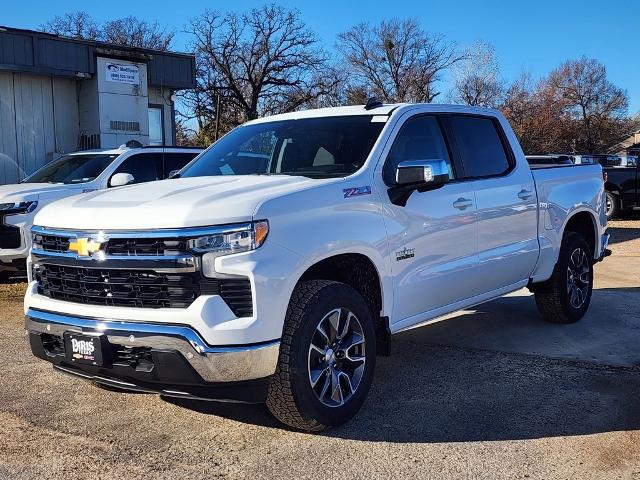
[395,159,449,186]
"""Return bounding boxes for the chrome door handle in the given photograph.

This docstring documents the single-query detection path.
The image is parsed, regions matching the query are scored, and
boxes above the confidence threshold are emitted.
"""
[518,189,533,200]
[453,198,473,210]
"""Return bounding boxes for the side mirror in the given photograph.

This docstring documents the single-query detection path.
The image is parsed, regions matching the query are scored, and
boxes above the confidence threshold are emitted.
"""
[389,159,450,207]
[109,173,135,187]
[168,169,180,179]
[396,159,450,187]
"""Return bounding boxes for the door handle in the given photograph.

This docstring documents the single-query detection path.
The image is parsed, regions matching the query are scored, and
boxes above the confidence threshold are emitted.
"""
[518,189,533,200]
[453,198,473,210]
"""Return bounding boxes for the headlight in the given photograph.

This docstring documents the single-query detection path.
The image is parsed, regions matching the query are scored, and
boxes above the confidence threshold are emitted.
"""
[0,201,37,214]
[193,221,269,278]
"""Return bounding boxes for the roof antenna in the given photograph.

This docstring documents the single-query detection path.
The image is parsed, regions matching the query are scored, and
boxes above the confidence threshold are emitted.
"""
[364,97,383,110]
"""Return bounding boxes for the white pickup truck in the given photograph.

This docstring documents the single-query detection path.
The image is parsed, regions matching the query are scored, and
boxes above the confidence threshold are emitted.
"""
[25,104,609,431]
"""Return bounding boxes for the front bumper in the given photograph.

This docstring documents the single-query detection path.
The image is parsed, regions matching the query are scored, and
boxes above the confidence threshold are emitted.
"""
[26,308,280,402]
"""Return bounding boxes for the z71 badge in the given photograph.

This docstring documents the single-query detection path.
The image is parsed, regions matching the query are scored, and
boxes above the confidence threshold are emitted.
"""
[396,247,415,261]
[343,186,371,198]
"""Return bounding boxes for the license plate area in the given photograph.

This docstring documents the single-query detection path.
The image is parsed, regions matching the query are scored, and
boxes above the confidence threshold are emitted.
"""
[63,332,106,366]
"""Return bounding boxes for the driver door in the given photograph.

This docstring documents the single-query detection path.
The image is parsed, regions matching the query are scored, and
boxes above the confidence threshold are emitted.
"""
[379,114,480,326]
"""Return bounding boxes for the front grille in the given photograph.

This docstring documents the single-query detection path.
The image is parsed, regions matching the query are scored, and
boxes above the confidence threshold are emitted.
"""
[35,234,191,257]
[0,215,21,249]
[33,233,70,252]
[106,238,190,256]
[34,263,253,316]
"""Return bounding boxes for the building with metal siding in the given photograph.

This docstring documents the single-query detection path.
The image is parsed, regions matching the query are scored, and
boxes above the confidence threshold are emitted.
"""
[0,26,196,185]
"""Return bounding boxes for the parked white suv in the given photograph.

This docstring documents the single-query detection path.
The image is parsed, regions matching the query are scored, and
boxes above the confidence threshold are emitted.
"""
[0,146,202,277]
[25,104,608,431]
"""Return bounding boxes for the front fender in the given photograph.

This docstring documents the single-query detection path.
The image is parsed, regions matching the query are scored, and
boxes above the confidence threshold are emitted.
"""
[255,178,392,318]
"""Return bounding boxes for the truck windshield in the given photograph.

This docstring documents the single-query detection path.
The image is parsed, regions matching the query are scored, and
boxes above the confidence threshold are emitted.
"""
[180,116,386,179]
[22,154,118,184]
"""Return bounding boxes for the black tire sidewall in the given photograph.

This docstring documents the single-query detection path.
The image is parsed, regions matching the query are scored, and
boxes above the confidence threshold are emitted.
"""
[289,283,376,427]
[556,234,594,322]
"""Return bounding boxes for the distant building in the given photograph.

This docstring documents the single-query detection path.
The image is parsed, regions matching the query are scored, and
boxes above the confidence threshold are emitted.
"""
[612,129,640,158]
[0,26,196,184]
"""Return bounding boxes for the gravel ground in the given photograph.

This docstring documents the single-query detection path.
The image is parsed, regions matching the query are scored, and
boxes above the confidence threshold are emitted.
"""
[0,219,639,479]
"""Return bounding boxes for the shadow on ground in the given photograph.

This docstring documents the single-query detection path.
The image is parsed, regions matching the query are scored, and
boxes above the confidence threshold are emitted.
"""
[165,286,640,443]
[608,216,640,245]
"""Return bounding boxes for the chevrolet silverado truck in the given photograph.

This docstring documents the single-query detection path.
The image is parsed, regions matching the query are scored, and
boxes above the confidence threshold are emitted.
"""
[0,146,202,280]
[25,104,609,431]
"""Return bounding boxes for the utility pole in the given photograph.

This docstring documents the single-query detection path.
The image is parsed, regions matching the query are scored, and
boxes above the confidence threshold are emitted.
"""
[214,93,221,141]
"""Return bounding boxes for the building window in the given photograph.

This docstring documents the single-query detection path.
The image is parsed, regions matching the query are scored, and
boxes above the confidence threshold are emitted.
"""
[148,106,164,145]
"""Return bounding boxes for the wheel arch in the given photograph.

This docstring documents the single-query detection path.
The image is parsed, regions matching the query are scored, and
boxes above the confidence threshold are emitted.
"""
[297,253,385,321]
[294,252,391,355]
[561,209,598,259]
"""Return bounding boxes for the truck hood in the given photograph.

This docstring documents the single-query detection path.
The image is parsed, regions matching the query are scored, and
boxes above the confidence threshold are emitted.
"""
[34,175,328,230]
[0,183,85,204]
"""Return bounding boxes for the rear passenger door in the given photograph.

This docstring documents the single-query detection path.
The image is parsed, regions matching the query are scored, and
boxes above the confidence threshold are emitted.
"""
[445,114,538,291]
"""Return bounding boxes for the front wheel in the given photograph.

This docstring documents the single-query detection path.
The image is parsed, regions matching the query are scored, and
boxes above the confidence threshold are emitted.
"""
[534,232,593,324]
[266,280,376,431]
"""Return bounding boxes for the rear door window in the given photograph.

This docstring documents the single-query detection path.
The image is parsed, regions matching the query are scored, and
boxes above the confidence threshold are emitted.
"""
[448,115,512,178]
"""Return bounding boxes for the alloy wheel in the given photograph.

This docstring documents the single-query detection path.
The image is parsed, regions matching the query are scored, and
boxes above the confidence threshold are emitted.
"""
[307,307,366,407]
[566,247,590,309]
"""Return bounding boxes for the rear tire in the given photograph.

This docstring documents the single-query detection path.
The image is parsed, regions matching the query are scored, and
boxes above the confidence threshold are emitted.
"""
[266,280,376,432]
[605,191,618,220]
[534,232,593,324]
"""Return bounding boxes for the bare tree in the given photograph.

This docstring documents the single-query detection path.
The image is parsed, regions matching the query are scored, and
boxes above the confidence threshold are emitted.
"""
[41,11,100,40]
[183,4,338,134]
[337,19,461,103]
[101,17,174,50]
[501,72,573,154]
[42,12,174,50]
[545,57,630,152]
[450,41,504,108]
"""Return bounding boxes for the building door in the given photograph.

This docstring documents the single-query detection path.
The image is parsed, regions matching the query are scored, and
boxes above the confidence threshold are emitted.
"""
[148,106,164,146]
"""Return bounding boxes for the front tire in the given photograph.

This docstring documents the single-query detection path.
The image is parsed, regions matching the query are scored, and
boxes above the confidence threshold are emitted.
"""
[266,280,376,431]
[534,232,593,324]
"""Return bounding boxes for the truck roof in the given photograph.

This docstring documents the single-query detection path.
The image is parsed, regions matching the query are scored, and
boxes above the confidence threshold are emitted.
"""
[66,146,204,156]
[245,103,503,125]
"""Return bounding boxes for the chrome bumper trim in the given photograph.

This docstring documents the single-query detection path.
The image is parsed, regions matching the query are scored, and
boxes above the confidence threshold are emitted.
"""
[31,251,198,273]
[32,223,252,239]
[26,308,280,382]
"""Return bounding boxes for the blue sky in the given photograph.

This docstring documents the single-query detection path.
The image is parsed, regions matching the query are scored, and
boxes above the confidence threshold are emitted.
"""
[3,0,639,113]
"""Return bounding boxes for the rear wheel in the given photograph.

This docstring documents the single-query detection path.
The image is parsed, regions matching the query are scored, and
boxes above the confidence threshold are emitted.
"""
[605,191,618,220]
[534,232,593,324]
[266,280,376,431]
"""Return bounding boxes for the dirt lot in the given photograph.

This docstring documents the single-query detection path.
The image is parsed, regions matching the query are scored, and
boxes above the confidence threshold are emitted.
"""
[1,220,639,479]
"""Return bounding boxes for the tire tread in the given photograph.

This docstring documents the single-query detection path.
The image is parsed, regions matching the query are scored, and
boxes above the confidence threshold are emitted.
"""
[266,280,337,431]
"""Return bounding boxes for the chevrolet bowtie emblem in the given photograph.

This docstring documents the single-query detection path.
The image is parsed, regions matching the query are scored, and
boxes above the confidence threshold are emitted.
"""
[69,238,102,256]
